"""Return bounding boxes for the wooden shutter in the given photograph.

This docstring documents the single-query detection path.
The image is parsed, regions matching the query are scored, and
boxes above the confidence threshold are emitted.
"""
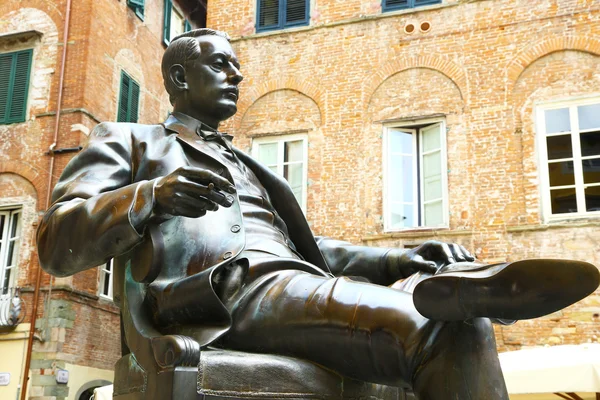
[0,54,12,123]
[117,72,140,123]
[384,0,409,9]
[258,0,279,29]
[415,0,441,5]
[127,0,145,18]
[0,50,32,124]
[163,0,172,45]
[129,79,140,123]
[117,73,130,122]
[285,0,307,25]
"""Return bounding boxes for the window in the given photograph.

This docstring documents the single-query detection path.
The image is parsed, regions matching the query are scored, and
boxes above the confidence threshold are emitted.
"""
[384,121,447,231]
[0,49,32,125]
[537,100,600,220]
[98,259,113,299]
[256,0,309,32]
[0,209,21,295]
[382,0,441,13]
[163,0,194,46]
[252,134,308,211]
[127,0,145,20]
[117,72,140,123]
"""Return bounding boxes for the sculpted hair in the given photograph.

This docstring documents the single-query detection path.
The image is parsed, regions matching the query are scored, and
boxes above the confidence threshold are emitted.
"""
[161,28,231,106]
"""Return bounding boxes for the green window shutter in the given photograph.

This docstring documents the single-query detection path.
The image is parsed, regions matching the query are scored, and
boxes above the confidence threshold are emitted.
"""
[0,50,32,125]
[0,54,12,123]
[184,20,192,32]
[117,72,140,123]
[129,79,140,123]
[117,72,130,122]
[163,0,172,45]
[127,0,145,19]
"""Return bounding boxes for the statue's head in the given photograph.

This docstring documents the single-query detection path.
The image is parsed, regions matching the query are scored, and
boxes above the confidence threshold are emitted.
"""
[162,28,243,127]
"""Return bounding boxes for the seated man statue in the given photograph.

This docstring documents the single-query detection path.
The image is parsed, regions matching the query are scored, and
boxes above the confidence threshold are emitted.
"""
[37,29,599,400]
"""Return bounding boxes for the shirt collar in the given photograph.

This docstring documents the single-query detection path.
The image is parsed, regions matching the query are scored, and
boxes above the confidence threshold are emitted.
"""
[170,112,233,146]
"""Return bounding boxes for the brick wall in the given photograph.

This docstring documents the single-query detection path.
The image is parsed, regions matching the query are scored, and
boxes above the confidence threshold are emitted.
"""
[208,0,600,350]
[0,0,170,397]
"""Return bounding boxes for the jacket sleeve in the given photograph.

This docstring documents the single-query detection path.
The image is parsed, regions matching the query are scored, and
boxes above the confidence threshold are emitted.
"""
[315,237,398,285]
[37,122,157,277]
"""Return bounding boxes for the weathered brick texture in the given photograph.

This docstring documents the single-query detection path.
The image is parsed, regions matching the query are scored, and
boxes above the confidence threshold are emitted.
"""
[209,0,600,350]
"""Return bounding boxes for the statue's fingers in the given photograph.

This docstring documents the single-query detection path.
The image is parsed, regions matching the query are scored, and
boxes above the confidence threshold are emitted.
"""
[181,167,235,194]
[459,244,476,261]
[451,243,467,262]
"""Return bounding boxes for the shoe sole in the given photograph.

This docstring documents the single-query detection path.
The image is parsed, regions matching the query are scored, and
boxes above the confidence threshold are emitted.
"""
[413,259,600,321]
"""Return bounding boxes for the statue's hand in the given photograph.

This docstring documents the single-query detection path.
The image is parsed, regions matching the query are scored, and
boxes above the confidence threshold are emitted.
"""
[386,240,476,280]
[153,166,236,218]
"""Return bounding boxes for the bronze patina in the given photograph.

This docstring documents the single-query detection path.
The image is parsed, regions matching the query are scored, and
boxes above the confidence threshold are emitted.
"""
[37,29,600,400]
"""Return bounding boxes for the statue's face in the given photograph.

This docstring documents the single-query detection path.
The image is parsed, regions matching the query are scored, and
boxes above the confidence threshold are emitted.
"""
[184,36,243,123]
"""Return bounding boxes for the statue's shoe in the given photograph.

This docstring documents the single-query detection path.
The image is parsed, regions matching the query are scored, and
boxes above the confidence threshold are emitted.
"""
[413,259,600,321]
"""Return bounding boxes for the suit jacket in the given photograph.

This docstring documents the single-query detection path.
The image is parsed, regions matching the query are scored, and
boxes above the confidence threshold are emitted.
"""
[37,115,394,346]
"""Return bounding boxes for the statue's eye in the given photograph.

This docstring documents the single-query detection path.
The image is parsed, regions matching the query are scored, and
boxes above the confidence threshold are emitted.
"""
[212,60,225,70]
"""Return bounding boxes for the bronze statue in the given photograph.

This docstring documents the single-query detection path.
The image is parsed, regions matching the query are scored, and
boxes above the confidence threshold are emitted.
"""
[37,29,600,400]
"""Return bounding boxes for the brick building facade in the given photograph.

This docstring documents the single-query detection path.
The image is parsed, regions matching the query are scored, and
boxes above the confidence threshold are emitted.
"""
[207,0,600,354]
[0,0,599,399]
[0,0,176,398]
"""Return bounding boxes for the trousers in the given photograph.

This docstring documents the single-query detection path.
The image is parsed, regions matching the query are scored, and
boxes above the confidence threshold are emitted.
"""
[214,257,509,400]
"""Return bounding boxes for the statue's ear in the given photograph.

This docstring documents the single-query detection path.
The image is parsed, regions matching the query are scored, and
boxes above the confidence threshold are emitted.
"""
[169,64,188,91]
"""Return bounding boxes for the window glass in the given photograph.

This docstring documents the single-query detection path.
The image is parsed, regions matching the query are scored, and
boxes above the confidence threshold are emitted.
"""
[540,100,600,218]
[582,158,600,185]
[544,108,570,134]
[258,143,278,166]
[548,161,575,187]
[170,7,186,39]
[424,201,444,227]
[585,185,600,212]
[550,188,577,214]
[546,135,573,160]
[385,122,446,230]
[580,131,600,157]
[578,103,600,131]
[0,210,21,295]
[284,140,303,163]
[254,136,308,211]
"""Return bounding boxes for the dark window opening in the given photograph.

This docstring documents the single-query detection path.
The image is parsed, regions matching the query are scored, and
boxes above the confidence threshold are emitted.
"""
[257,0,309,32]
[382,0,441,13]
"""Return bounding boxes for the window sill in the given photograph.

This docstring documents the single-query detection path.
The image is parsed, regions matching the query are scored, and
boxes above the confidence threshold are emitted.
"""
[507,217,600,233]
[363,227,473,241]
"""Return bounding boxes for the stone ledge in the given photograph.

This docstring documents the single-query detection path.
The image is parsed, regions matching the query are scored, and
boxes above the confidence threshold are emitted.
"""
[506,220,600,233]
[362,228,474,242]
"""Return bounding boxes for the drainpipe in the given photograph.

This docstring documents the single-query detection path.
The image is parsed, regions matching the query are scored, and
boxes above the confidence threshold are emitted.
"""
[20,0,72,398]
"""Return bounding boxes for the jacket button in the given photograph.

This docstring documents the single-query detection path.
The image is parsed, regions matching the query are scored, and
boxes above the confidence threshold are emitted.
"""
[231,225,241,233]
[223,251,233,260]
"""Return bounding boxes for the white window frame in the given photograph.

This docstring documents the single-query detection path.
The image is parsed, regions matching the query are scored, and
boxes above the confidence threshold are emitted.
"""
[536,96,600,222]
[383,118,449,232]
[251,133,309,212]
[0,208,21,296]
[98,259,114,300]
